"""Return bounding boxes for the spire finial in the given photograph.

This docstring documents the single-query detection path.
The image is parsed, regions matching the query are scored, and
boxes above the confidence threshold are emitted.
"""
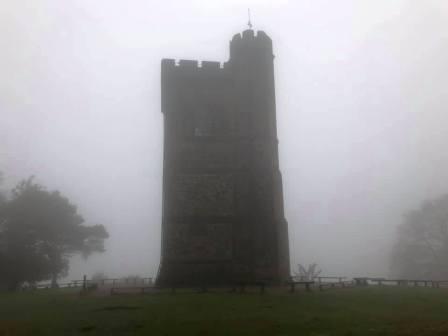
[247,8,253,29]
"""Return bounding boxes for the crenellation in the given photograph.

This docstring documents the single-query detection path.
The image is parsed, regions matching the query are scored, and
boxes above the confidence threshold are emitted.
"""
[161,58,176,69]
[161,58,227,74]
[256,30,272,42]
[201,61,221,69]
[229,30,273,60]
[231,30,271,42]
[242,29,255,39]
[179,59,198,68]
[232,33,242,41]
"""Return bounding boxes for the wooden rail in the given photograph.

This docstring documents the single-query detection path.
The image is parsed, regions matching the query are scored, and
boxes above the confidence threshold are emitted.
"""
[110,287,158,295]
[315,276,346,284]
[319,280,354,291]
[35,275,448,295]
[353,277,448,288]
[230,282,267,294]
[287,281,314,293]
[34,277,153,290]
[72,277,153,287]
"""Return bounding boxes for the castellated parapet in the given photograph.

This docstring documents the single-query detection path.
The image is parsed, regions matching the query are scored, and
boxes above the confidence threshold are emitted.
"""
[157,30,290,286]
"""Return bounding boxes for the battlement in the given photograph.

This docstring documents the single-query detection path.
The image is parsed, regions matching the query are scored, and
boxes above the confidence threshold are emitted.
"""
[161,59,227,73]
[162,29,273,75]
[231,29,272,43]
[161,59,229,114]
[229,29,273,60]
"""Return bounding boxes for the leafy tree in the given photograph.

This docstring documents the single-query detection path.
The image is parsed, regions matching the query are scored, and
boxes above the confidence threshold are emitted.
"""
[391,195,448,280]
[0,177,108,290]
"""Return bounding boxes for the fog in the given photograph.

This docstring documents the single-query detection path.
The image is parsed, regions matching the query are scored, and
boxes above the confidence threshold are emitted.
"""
[2,0,448,280]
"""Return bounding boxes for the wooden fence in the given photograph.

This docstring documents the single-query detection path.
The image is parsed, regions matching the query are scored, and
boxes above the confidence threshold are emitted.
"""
[33,275,448,294]
[35,277,153,290]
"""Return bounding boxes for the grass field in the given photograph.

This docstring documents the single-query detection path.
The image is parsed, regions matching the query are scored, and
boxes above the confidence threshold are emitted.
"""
[1,286,448,335]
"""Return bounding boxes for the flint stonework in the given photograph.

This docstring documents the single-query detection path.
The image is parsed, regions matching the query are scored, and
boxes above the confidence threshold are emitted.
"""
[157,29,290,286]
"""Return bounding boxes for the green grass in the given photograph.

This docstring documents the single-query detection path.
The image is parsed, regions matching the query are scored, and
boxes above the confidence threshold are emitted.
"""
[1,286,448,335]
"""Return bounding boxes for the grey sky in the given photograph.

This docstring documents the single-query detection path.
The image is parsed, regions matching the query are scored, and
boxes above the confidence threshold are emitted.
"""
[2,0,448,279]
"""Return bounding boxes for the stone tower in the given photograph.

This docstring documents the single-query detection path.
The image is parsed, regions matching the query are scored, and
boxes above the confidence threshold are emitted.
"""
[157,29,290,286]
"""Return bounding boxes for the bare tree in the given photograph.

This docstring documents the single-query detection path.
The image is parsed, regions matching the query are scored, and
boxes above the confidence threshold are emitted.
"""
[294,263,322,281]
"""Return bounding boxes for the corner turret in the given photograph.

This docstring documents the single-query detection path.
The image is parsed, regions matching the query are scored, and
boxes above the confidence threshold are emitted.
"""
[229,30,273,61]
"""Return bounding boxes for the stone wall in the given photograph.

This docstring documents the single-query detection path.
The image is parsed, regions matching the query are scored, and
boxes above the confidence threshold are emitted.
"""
[157,29,290,286]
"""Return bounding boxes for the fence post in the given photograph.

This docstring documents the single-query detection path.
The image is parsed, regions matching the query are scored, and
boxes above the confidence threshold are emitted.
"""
[83,275,87,291]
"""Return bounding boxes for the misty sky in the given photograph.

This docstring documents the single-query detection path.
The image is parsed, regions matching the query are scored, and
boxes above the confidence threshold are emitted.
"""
[2,0,448,279]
